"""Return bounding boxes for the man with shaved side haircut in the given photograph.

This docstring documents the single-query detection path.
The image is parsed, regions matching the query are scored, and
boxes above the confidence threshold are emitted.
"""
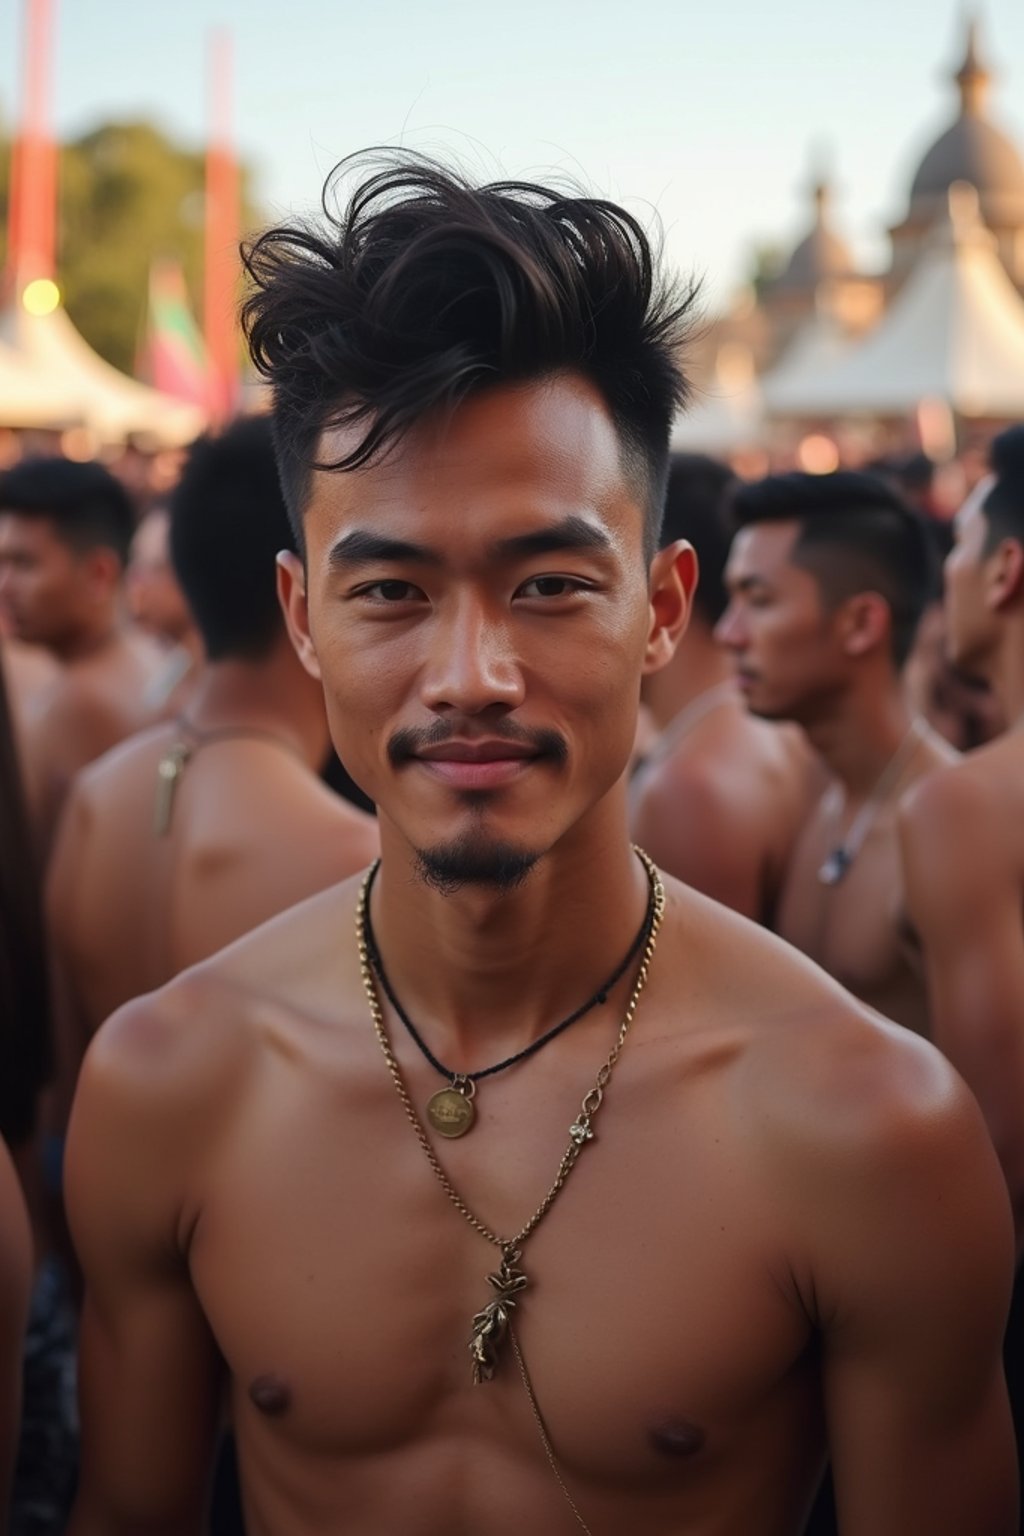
[67,155,1014,1536]
[632,453,819,924]
[717,471,956,1034]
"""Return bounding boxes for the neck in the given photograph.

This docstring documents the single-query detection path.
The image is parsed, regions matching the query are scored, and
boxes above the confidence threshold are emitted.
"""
[369,793,652,1069]
[986,622,1024,728]
[642,624,734,730]
[53,612,121,665]
[801,677,914,801]
[184,645,329,771]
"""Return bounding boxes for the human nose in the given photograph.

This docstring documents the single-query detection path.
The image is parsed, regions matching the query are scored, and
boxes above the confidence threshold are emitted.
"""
[714,600,746,652]
[419,595,525,715]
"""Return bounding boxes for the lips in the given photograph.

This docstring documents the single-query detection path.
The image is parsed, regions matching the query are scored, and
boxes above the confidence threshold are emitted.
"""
[414,738,540,790]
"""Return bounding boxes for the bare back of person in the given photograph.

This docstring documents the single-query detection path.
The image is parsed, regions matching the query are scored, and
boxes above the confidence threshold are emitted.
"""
[48,719,379,1036]
[23,628,163,848]
[632,698,821,924]
[66,868,1014,1535]
[775,726,956,1035]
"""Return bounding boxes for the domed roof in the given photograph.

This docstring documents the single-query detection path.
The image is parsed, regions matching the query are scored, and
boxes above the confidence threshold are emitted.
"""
[907,19,1024,214]
[773,181,856,292]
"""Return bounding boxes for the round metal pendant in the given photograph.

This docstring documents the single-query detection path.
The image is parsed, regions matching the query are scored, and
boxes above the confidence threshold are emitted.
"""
[427,1087,476,1138]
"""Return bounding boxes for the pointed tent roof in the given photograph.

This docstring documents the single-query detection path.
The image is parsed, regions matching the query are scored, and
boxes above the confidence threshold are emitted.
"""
[0,289,206,447]
[0,334,79,430]
[765,183,1024,419]
[759,309,852,415]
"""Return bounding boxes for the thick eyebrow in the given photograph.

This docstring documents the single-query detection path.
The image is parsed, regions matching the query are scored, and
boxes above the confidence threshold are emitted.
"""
[489,515,614,561]
[328,530,443,570]
[726,572,771,595]
[328,514,613,572]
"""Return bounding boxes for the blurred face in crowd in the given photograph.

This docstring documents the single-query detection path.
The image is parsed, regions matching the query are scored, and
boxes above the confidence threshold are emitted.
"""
[716,520,848,723]
[944,475,998,676]
[126,508,193,645]
[0,513,117,652]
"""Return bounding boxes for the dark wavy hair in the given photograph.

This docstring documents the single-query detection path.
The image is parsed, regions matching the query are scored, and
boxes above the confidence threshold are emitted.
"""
[731,470,935,668]
[241,152,699,561]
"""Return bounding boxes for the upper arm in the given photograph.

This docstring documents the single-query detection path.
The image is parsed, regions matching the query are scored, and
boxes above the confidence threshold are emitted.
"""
[630,762,764,920]
[898,778,1024,1226]
[806,1056,1017,1535]
[65,1002,224,1534]
[0,1146,31,1512]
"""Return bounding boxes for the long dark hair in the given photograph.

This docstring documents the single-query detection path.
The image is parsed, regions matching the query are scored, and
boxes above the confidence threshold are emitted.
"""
[0,660,54,1149]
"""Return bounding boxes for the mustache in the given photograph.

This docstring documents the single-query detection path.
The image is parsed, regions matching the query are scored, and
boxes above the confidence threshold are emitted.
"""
[387,718,569,768]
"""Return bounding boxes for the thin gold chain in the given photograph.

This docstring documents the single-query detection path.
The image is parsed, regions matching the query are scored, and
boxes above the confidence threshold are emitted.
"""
[355,847,664,1256]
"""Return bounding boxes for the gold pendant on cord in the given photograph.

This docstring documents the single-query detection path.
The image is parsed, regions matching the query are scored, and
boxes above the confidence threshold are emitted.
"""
[426,1077,476,1138]
[470,1248,529,1383]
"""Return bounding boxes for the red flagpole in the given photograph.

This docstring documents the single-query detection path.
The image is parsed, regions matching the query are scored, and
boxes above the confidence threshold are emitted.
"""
[6,0,58,289]
[204,28,240,423]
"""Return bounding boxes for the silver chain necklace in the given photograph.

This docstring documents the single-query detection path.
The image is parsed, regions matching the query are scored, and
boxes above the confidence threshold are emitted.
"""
[818,718,925,886]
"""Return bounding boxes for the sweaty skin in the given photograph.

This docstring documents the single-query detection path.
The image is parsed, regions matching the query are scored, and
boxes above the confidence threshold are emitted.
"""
[66,378,1017,1535]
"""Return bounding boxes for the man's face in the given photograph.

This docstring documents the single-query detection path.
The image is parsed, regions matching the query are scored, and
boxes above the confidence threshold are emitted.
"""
[289,375,688,889]
[944,476,996,675]
[126,509,193,645]
[0,513,89,649]
[716,521,844,722]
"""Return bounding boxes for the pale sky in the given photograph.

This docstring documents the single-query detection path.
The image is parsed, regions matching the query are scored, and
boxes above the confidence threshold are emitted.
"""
[2,0,1024,313]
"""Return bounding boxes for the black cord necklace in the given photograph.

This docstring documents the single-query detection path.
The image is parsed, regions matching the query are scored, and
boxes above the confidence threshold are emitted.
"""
[361,856,658,1139]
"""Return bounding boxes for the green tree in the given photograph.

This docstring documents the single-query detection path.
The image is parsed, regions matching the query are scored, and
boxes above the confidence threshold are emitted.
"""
[1,119,258,375]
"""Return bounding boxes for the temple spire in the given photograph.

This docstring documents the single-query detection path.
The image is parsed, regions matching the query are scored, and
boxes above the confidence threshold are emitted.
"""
[955,11,992,117]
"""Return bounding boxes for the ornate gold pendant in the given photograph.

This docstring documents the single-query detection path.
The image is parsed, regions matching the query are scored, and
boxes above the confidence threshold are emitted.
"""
[470,1248,529,1383]
[426,1083,476,1138]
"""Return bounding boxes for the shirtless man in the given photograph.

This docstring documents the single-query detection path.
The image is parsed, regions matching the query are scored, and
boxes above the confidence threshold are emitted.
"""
[631,453,819,924]
[47,414,379,1047]
[66,157,1014,1536]
[0,457,161,850]
[717,471,956,1034]
[900,425,1024,1239]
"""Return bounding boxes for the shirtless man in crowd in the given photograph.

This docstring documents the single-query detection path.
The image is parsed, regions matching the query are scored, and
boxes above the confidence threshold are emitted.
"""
[717,471,956,1034]
[66,157,1014,1536]
[47,415,378,1050]
[0,457,161,849]
[631,453,818,924]
[900,424,1024,1239]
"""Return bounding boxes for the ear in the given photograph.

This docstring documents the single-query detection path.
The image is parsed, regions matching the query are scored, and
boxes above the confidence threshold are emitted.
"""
[836,591,891,659]
[84,547,121,599]
[276,551,322,680]
[987,537,1024,611]
[642,539,698,676]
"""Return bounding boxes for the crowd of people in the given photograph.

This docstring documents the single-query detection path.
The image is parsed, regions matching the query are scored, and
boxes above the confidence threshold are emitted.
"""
[0,152,1022,1534]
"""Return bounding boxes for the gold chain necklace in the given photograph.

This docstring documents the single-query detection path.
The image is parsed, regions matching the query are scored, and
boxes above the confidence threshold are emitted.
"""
[355,846,664,1388]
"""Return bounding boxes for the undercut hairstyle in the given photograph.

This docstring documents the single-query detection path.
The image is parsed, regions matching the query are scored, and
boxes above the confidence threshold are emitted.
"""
[241,151,698,562]
[168,415,296,662]
[982,424,1024,549]
[0,456,136,566]
[731,470,934,668]
[660,453,738,624]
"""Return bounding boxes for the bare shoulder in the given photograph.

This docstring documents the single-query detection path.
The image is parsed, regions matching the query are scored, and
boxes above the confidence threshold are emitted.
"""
[662,875,986,1163]
[899,742,1021,885]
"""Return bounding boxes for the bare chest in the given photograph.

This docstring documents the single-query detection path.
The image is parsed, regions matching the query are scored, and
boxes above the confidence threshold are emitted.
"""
[188,1051,817,1491]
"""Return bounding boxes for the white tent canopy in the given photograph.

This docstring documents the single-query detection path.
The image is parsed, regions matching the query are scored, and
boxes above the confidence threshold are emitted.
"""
[759,311,852,415]
[0,297,206,447]
[0,336,80,431]
[766,183,1024,419]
